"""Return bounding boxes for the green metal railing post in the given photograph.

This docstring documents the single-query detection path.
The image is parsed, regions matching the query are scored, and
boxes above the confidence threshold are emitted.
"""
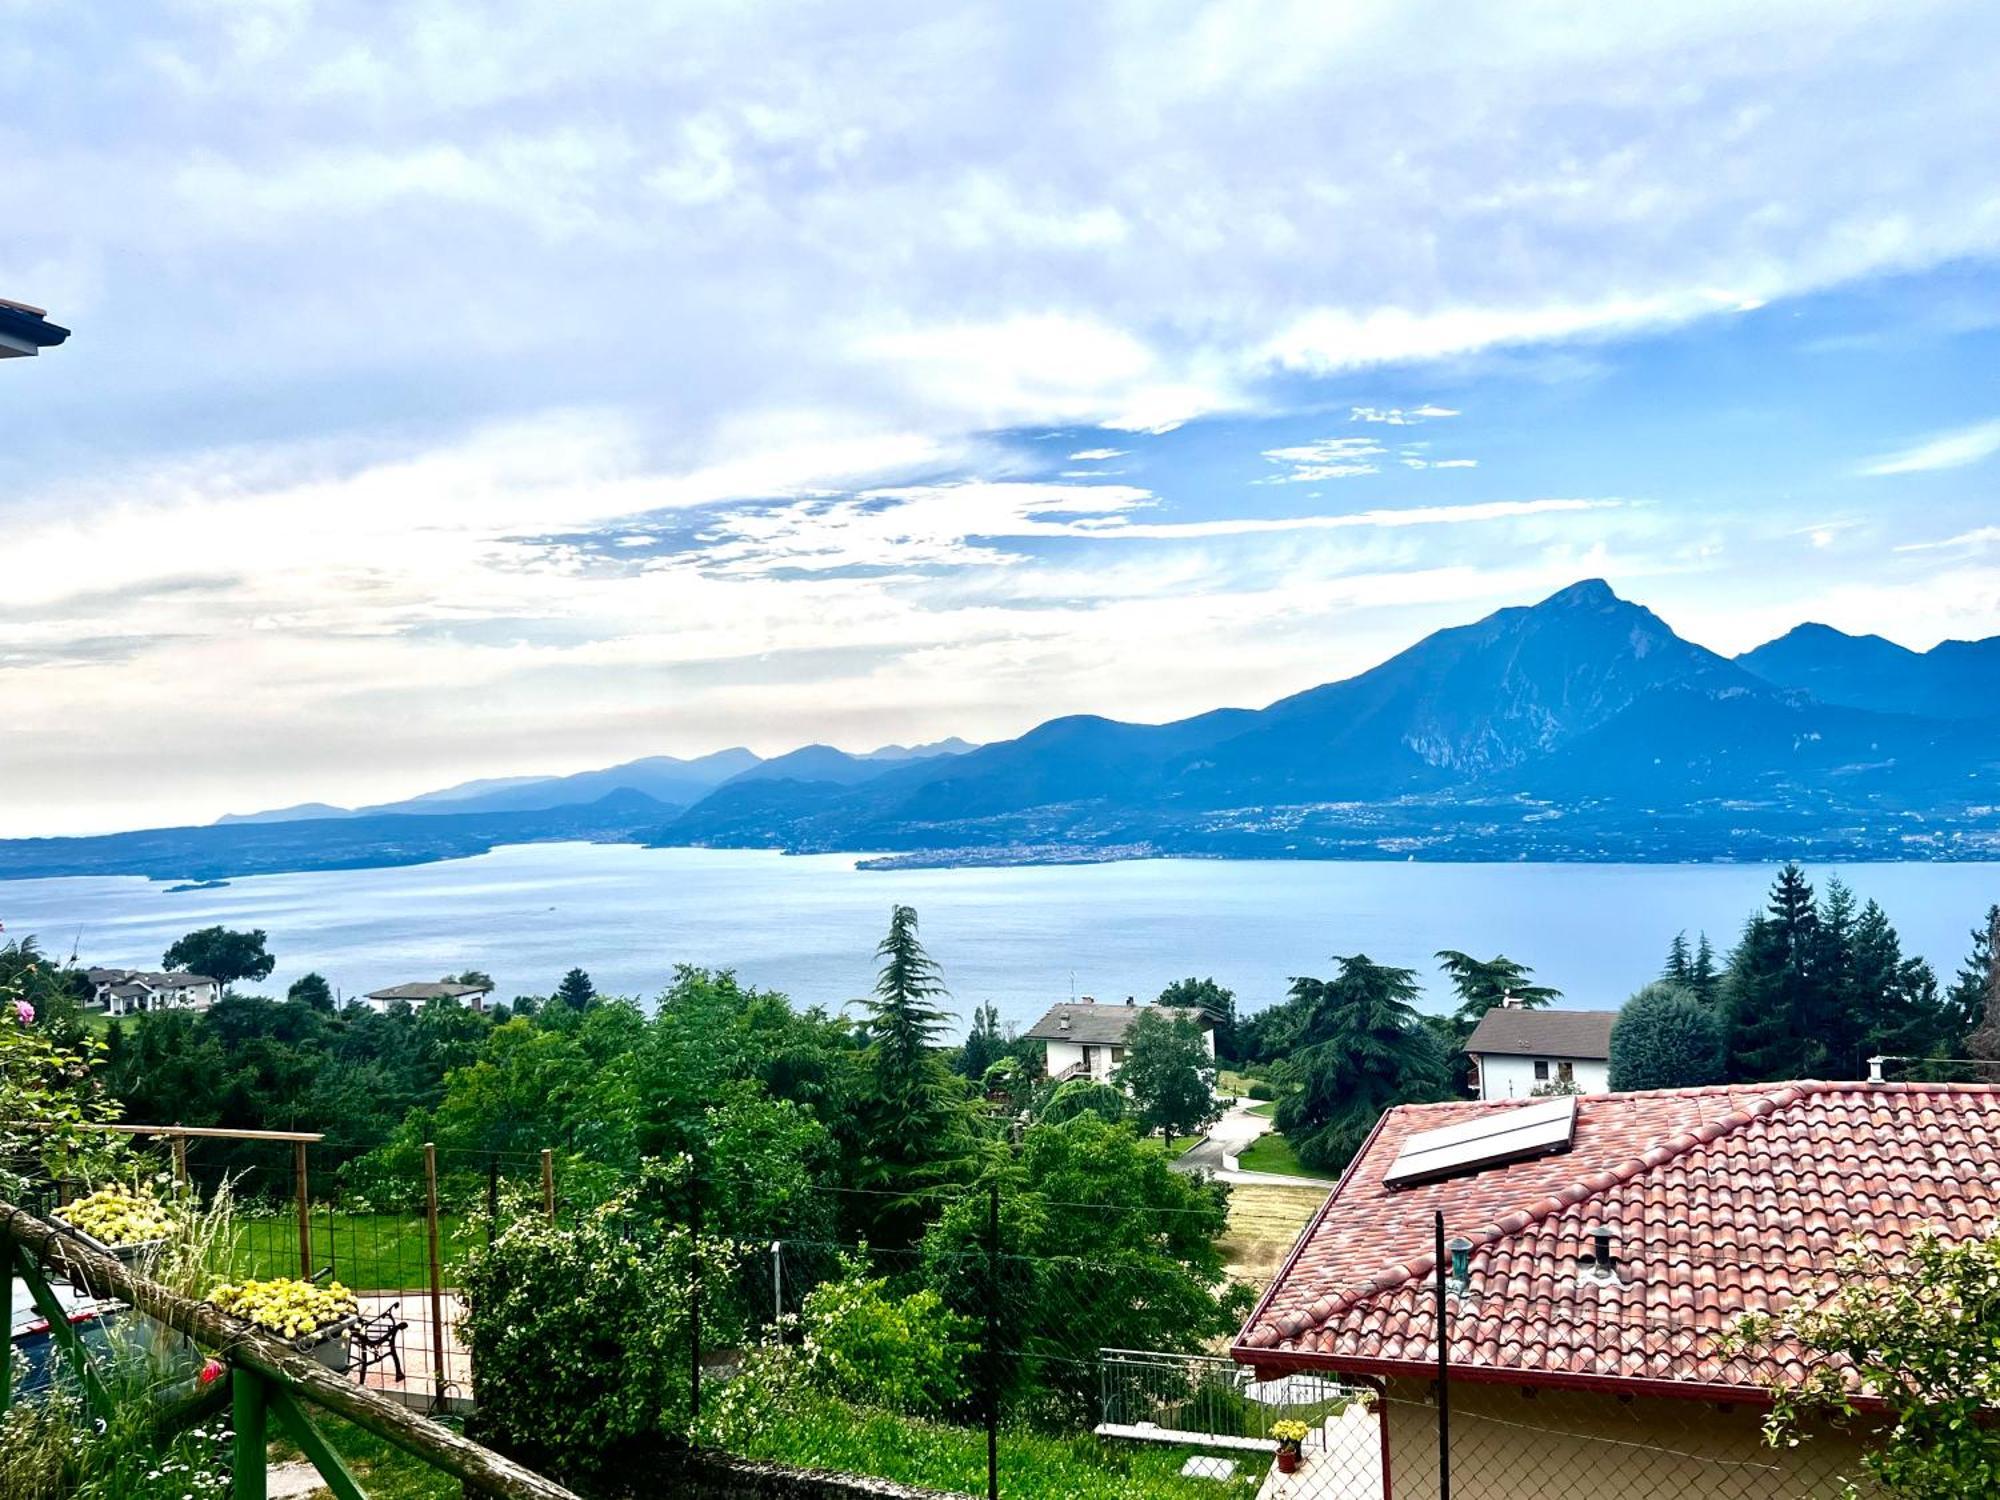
[1,1239,12,1413]
[13,1243,112,1421]
[233,1366,269,1500]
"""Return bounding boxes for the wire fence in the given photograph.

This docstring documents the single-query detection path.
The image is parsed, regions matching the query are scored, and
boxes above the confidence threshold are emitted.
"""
[24,1136,1896,1497]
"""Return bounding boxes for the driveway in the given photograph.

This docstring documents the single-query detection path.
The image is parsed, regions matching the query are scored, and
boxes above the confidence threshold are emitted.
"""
[1176,1096,1336,1188]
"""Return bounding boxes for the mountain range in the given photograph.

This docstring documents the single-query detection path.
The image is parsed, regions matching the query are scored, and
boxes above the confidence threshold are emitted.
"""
[4,581,1995,881]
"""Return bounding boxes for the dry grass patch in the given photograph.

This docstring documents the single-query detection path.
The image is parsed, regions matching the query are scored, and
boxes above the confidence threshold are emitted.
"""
[1220,1182,1329,1283]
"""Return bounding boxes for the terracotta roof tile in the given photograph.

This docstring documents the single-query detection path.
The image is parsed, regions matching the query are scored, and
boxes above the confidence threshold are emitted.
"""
[1233,1081,2000,1395]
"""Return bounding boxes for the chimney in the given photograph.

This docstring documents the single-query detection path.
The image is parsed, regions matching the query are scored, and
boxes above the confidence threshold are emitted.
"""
[1058,1013,1071,1032]
[1500,989,1521,1010]
[1587,1225,1617,1280]
[1080,995,1095,1005]
[1867,1055,1885,1085]
[1126,995,1135,1006]
[1445,1236,1473,1291]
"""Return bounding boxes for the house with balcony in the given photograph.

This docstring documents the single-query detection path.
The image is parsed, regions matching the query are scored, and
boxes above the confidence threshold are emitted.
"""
[1024,997,1213,1085]
[359,980,492,1015]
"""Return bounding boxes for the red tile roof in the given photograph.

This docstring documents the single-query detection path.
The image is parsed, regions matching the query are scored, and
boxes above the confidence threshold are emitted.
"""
[1233,1082,2000,1397]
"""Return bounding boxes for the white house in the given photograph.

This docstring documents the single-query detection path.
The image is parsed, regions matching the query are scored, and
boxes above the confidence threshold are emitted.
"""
[1024,997,1214,1085]
[87,969,222,1017]
[1462,1000,1615,1099]
[358,981,492,1015]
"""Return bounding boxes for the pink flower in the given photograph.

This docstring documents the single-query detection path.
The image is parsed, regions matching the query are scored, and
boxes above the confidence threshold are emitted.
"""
[11,1000,31,1026]
[198,1358,225,1386]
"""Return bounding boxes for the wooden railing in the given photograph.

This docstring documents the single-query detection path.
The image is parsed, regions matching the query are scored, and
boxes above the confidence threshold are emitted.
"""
[0,1201,581,1500]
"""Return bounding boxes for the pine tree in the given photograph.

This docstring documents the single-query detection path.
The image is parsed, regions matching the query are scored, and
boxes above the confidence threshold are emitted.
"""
[959,1001,1004,1079]
[1966,909,2000,1065]
[1689,932,1719,1006]
[850,906,972,1242]
[1434,951,1561,1024]
[554,968,597,1012]
[1661,932,1693,987]
[1723,865,1822,1081]
[1813,878,1863,1077]
[1945,906,1999,1056]
[865,905,954,1104]
[1277,955,1450,1172]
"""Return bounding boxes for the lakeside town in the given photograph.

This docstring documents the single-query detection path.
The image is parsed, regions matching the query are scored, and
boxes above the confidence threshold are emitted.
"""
[7,863,1999,1496]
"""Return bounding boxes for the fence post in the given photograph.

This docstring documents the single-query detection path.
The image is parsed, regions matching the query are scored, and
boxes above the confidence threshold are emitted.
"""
[1,1237,11,1414]
[540,1148,555,1223]
[771,1239,783,1332]
[424,1142,448,1404]
[1434,1210,1451,1500]
[486,1153,500,1248]
[232,1365,269,1500]
[689,1169,703,1432]
[295,1140,313,1280]
[172,1132,189,1190]
[986,1181,1000,1500]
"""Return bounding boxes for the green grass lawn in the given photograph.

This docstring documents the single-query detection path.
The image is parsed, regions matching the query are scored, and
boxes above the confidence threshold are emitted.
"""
[1162,1133,1203,1158]
[1243,1100,1274,1117]
[725,1398,1262,1499]
[1235,1131,1319,1179]
[230,1211,482,1291]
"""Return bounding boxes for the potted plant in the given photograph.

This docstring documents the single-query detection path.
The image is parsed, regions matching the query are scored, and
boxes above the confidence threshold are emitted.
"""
[1272,1419,1310,1474]
[52,1184,175,1267]
[207,1277,361,1372]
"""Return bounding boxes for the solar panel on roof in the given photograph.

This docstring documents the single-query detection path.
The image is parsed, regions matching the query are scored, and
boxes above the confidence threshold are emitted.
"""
[1382,1094,1578,1189]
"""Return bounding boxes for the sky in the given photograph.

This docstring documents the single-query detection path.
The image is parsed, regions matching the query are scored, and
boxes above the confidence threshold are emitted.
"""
[3,0,1999,836]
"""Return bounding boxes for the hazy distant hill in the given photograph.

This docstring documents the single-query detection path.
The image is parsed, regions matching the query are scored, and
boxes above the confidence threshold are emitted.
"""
[1736,622,2000,720]
[16,580,1999,878]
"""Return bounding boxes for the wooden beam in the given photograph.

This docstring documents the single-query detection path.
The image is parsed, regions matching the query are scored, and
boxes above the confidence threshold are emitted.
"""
[1,1204,582,1500]
[78,1123,326,1143]
[13,1244,112,1421]
[268,1384,369,1500]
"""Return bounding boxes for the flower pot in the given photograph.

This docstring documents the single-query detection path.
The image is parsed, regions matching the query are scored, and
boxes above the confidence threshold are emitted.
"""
[49,1215,166,1270]
[292,1315,360,1374]
[1276,1446,1300,1474]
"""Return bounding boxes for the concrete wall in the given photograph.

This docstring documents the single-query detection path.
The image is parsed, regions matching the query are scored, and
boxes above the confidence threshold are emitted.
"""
[1471,1053,1609,1100]
[1378,1376,1874,1499]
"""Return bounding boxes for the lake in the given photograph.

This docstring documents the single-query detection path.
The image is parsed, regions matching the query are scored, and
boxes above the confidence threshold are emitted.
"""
[2,843,1995,1029]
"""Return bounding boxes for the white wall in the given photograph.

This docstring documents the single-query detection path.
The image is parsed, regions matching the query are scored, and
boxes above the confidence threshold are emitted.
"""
[1473,1053,1610,1100]
[1044,1038,1119,1082]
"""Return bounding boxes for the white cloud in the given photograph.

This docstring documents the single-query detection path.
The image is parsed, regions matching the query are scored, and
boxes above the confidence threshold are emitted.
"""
[1068,448,1127,461]
[1861,418,2000,476]
[1895,525,2000,553]
[1351,404,1460,424]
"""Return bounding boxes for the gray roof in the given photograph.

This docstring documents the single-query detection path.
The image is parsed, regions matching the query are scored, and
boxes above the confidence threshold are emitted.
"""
[1023,1001,1209,1045]
[94,970,218,989]
[1463,1007,1617,1061]
[365,981,489,1001]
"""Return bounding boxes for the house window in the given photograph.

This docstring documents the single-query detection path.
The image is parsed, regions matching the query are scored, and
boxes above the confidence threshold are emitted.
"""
[1081,1046,1097,1070]
[1533,1060,1550,1081]
[1109,1046,1125,1063]
[1557,1061,1575,1083]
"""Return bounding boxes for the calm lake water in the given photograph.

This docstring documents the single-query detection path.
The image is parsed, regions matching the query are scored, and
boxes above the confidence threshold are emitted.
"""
[2,843,1995,1029]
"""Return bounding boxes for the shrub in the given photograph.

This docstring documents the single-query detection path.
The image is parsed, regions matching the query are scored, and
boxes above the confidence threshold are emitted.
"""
[798,1255,976,1417]
[1245,1082,1276,1102]
[1038,1079,1126,1126]
[459,1176,734,1484]
[1609,982,1723,1092]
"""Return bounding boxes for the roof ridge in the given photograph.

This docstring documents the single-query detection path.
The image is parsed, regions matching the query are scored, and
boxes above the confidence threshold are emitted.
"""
[1253,1081,1818,1348]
